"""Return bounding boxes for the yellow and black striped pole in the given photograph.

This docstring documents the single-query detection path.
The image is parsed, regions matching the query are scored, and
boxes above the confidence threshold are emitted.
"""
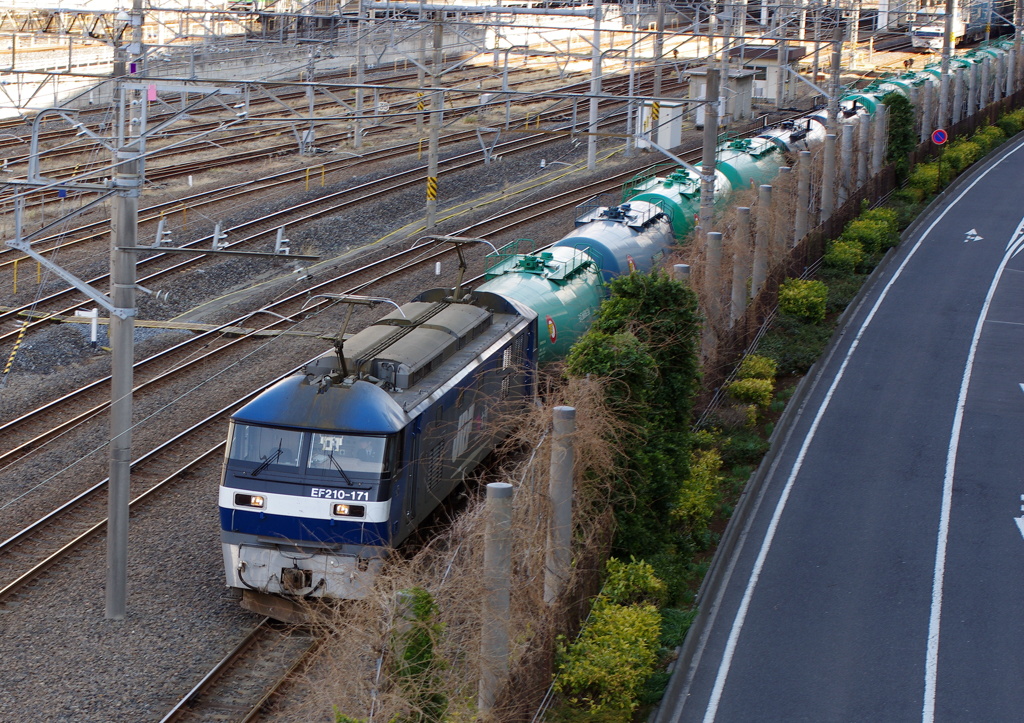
[2,320,27,380]
[426,176,438,202]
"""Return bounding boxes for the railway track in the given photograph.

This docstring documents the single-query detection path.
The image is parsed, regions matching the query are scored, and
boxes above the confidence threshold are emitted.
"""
[0,160,627,598]
[0,79,683,351]
[160,619,320,723]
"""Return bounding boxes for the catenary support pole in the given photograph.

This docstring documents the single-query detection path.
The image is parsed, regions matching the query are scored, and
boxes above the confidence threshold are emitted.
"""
[587,0,602,170]
[545,406,575,605]
[426,13,442,229]
[479,482,513,714]
[107,0,143,622]
[938,0,952,129]
[698,68,721,239]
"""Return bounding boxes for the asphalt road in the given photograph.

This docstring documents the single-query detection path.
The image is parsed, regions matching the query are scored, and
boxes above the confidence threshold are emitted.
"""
[659,135,1024,723]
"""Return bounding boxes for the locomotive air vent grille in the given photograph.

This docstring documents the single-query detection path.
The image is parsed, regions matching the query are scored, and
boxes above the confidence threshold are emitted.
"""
[425,443,444,492]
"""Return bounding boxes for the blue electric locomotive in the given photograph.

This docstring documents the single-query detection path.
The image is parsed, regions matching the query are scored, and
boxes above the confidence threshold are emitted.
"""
[220,288,536,621]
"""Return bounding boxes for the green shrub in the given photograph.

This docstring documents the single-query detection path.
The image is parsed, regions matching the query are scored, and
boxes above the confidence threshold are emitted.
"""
[602,558,667,607]
[971,125,1005,154]
[756,315,835,374]
[941,139,980,174]
[778,278,828,322]
[907,161,941,198]
[720,428,770,466]
[824,238,865,272]
[883,92,916,180]
[672,447,723,534]
[726,377,774,407]
[840,215,899,255]
[555,603,662,712]
[737,354,777,381]
[997,110,1024,136]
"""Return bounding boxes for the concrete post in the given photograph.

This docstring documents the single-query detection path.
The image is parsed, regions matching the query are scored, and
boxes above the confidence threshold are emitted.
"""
[1008,49,1016,96]
[857,113,869,187]
[871,104,887,176]
[982,60,991,112]
[821,133,836,220]
[795,151,811,243]
[968,62,978,117]
[953,68,964,124]
[544,407,575,605]
[839,129,853,206]
[706,231,723,323]
[920,81,933,143]
[479,482,513,714]
[673,264,691,284]
[776,167,792,249]
[752,185,771,297]
[731,206,751,326]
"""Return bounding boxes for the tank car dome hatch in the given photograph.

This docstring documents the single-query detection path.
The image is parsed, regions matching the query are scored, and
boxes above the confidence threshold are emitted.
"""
[232,376,410,433]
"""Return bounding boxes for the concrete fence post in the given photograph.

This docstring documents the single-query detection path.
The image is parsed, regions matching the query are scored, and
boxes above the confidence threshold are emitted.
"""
[821,134,836,220]
[545,406,576,605]
[479,482,513,714]
[752,185,772,297]
[795,151,811,244]
[731,206,751,326]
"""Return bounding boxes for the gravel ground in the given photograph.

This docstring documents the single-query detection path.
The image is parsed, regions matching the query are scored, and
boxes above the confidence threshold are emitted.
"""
[0,101,668,721]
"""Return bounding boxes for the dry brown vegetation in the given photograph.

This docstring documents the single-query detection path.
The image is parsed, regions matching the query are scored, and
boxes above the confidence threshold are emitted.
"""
[291,374,627,722]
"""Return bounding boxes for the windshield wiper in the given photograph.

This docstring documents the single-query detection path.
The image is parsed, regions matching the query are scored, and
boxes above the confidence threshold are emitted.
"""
[251,444,283,477]
[327,452,355,486]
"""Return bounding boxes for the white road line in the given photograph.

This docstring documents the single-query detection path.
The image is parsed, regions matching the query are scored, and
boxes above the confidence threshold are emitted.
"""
[700,138,1024,723]
[921,215,1024,723]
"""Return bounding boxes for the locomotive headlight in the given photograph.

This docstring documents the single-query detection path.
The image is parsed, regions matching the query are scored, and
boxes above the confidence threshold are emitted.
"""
[333,504,365,517]
[234,493,265,508]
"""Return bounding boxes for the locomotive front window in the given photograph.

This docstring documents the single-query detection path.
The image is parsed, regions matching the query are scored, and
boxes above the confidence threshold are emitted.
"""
[228,424,303,469]
[308,433,388,477]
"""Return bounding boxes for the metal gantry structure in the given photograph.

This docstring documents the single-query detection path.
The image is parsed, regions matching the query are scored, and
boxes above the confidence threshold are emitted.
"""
[1,0,1023,620]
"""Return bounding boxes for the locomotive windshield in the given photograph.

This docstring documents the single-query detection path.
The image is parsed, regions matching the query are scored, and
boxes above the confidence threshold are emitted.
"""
[308,433,388,476]
[228,425,303,470]
[227,423,391,480]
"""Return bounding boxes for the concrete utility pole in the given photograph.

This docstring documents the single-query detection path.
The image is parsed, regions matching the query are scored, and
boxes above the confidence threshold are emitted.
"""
[354,0,366,150]
[652,0,665,100]
[1015,0,1023,88]
[107,0,144,623]
[426,12,442,229]
[938,0,953,128]
[587,0,602,170]
[827,23,843,134]
[698,68,720,239]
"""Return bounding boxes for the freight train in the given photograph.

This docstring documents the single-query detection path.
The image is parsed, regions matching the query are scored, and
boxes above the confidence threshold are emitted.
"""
[218,38,1017,621]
